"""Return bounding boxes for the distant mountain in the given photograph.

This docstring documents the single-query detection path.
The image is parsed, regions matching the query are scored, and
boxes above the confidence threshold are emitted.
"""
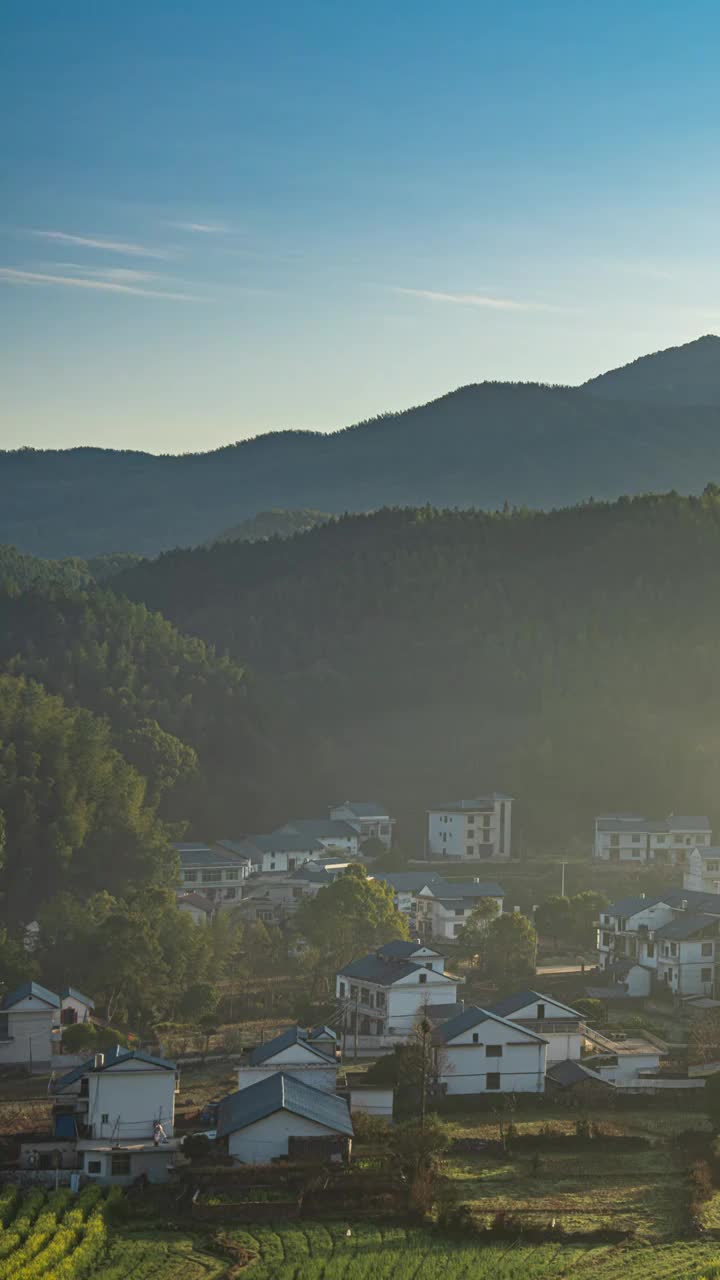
[209,509,332,545]
[3,336,719,557]
[584,334,720,405]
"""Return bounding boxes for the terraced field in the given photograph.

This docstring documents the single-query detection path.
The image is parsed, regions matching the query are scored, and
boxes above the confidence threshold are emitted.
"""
[0,1182,109,1278]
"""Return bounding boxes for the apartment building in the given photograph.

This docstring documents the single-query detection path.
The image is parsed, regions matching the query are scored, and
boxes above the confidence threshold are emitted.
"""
[427,794,512,859]
[593,814,711,865]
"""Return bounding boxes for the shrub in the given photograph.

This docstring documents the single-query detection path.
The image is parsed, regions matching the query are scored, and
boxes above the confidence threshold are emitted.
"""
[351,1112,392,1143]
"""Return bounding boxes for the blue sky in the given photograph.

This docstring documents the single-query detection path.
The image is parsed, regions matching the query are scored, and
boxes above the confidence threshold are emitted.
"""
[2,0,720,453]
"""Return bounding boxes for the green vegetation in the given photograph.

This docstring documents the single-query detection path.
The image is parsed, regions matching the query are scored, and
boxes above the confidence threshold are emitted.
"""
[0,1184,109,1280]
[295,862,409,975]
[209,508,332,544]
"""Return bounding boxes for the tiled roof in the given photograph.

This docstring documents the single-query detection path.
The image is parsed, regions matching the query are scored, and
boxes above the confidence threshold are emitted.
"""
[373,872,445,892]
[52,1046,176,1093]
[174,843,250,868]
[248,1025,335,1066]
[547,1059,609,1087]
[693,847,720,860]
[488,990,582,1019]
[428,794,512,812]
[277,819,359,841]
[597,815,710,833]
[177,893,215,912]
[60,987,95,1008]
[332,802,389,818]
[435,1005,546,1045]
[337,955,422,985]
[654,913,719,941]
[2,982,60,1010]
[604,895,666,916]
[245,834,324,855]
[308,1025,337,1041]
[377,940,442,959]
[433,880,506,900]
[217,1072,353,1139]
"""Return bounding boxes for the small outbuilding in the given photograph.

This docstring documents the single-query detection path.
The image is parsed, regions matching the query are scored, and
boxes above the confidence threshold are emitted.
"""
[218,1072,353,1164]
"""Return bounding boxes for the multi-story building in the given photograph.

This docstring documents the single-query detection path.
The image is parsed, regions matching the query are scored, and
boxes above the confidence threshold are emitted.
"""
[276,819,360,857]
[414,879,506,941]
[173,842,251,909]
[434,1006,547,1095]
[336,941,461,1037]
[329,802,395,849]
[684,846,720,895]
[488,990,584,1063]
[427,794,512,859]
[0,982,59,1072]
[597,889,720,997]
[593,814,712,865]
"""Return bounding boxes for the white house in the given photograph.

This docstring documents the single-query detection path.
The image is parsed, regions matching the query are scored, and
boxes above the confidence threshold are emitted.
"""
[329,802,395,850]
[336,945,460,1037]
[488,991,584,1063]
[414,880,505,942]
[173,842,251,909]
[684,847,720,895]
[593,815,712,865]
[218,1072,353,1164]
[177,892,215,926]
[237,1026,338,1093]
[372,873,446,928]
[348,1086,394,1121]
[51,1046,180,1184]
[59,987,95,1027]
[434,1006,547,1095]
[597,889,720,997]
[276,819,360,857]
[0,982,59,1071]
[241,833,325,874]
[427,794,513,860]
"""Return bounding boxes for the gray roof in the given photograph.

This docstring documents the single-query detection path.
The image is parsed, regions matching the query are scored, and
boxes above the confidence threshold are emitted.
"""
[665,888,720,914]
[2,982,60,1011]
[248,1025,335,1066]
[597,815,710,833]
[547,1059,609,1087]
[308,1025,337,1041]
[604,894,666,916]
[428,794,512,813]
[52,1046,176,1094]
[654,913,720,941]
[174,842,250,868]
[338,955,423,985]
[217,1072,353,1139]
[693,847,720,860]
[488,990,581,1020]
[373,872,445,892]
[177,892,215,912]
[333,802,389,818]
[245,834,324,855]
[433,880,506,900]
[61,987,95,1008]
[378,940,442,959]
[435,1005,546,1045]
[278,819,359,841]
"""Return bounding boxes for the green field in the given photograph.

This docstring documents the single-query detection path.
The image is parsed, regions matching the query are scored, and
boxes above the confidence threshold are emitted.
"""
[0,1182,109,1279]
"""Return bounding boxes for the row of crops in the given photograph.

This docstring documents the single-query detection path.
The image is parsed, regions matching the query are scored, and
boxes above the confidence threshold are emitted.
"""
[0,1181,115,1279]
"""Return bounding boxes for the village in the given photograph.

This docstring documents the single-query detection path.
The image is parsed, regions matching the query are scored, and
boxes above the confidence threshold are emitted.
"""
[0,792,719,1274]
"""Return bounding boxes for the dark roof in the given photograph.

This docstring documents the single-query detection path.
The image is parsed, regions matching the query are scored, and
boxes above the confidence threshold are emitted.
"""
[604,895,666,916]
[2,982,60,1010]
[378,940,442,959]
[246,834,324,855]
[547,1059,609,1087]
[693,847,720,859]
[338,955,424,985]
[435,1005,546,1044]
[433,880,506,900]
[248,1025,335,1066]
[177,893,215,912]
[424,1001,465,1023]
[52,1045,176,1094]
[60,987,95,1008]
[332,802,389,818]
[373,872,445,892]
[309,1025,337,1041]
[174,842,249,868]
[597,815,710,833]
[488,990,582,1020]
[217,1072,353,1139]
[665,888,720,914]
[654,913,720,941]
[278,819,359,841]
[428,794,513,812]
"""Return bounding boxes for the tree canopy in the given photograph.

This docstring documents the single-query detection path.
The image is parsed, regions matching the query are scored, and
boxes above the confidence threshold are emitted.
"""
[294,864,409,969]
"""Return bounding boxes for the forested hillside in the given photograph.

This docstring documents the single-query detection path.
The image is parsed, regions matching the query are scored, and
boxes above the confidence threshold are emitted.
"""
[209,509,332,544]
[3,337,720,557]
[116,487,720,849]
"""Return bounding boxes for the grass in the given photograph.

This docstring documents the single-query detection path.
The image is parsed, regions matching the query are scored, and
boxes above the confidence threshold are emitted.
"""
[441,1103,710,1141]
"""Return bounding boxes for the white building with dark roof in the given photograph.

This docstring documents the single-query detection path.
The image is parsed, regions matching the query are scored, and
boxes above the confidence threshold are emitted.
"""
[593,814,712,865]
[173,842,251,909]
[427,794,512,859]
[329,802,395,849]
[598,889,720,997]
[0,982,59,1070]
[276,819,360,856]
[487,990,584,1062]
[434,1006,547,1094]
[237,1025,338,1093]
[336,945,460,1037]
[684,846,720,895]
[218,1072,353,1164]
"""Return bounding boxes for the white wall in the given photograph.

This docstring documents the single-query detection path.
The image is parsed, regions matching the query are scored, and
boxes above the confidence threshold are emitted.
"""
[227,1110,345,1164]
[386,974,458,1031]
[260,850,316,873]
[0,1008,54,1068]
[428,799,511,859]
[88,1064,176,1139]
[594,1051,660,1084]
[349,1088,393,1119]
[238,1046,337,1093]
[439,1020,546,1095]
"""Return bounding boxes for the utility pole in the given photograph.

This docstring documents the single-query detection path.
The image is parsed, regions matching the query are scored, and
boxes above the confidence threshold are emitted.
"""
[353,989,360,1063]
[419,1017,430,1131]
[560,861,568,898]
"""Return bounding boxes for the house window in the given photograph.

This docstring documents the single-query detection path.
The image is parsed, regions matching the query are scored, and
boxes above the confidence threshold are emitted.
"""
[454,909,464,917]
[225,869,239,880]
[486,1073,501,1090]
[472,1033,479,1043]
[632,835,642,843]
[201,870,218,883]
[702,968,713,982]
[610,835,620,847]
[486,1045,503,1057]
[350,986,358,999]
[536,1004,545,1020]
[183,870,197,882]
[454,923,463,935]
[646,943,655,959]
[87,1160,102,1175]
[419,972,427,985]
[670,943,678,957]
[376,992,385,1008]
[339,982,346,998]
[0,1014,9,1040]
[101,1113,109,1124]
[708,862,719,872]
[601,932,611,947]
[360,988,370,1004]
[111,1153,131,1177]
[224,888,237,900]
[467,817,475,826]
[288,859,296,871]
[702,943,714,957]
[631,850,641,858]
[466,845,474,856]
[655,835,666,843]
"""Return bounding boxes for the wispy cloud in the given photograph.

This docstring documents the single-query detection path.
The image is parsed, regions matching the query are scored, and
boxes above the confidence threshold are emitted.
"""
[168,220,233,234]
[50,263,162,283]
[391,286,565,313]
[0,267,205,302]
[27,230,174,259]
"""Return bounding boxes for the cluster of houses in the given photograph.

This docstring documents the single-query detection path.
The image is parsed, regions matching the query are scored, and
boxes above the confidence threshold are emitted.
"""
[173,795,514,930]
[593,812,713,865]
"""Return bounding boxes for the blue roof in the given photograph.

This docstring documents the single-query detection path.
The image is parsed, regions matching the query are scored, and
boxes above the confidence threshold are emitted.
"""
[309,1025,337,1041]
[604,895,666,916]
[2,982,60,1010]
[374,872,445,891]
[174,842,250,868]
[246,834,324,854]
[436,1005,547,1045]
[277,819,359,841]
[52,1046,176,1094]
[654,913,719,941]
[61,988,95,1009]
[248,1025,335,1066]
[338,955,425,985]
[488,990,582,1019]
[378,940,442,959]
[434,880,506,900]
[217,1072,353,1139]
[332,802,388,818]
